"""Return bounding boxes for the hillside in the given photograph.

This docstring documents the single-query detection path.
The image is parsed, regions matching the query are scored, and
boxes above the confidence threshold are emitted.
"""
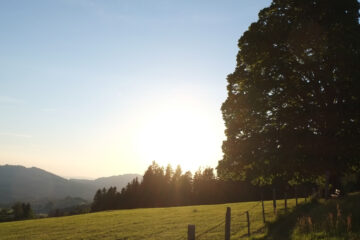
[0,198,293,240]
[258,192,360,240]
[0,165,141,204]
[0,195,311,240]
[1,194,359,239]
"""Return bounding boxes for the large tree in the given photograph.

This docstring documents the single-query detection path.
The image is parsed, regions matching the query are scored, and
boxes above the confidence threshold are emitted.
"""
[218,0,360,187]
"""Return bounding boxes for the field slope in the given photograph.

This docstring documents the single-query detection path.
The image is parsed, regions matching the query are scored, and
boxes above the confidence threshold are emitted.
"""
[0,199,302,240]
[258,192,360,240]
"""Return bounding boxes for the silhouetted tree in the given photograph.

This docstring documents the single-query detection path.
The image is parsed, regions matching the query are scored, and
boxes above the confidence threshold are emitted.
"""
[179,171,193,205]
[92,162,317,212]
[218,0,360,189]
[91,189,103,212]
[11,203,23,220]
[11,202,33,220]
[193,168,219,204]
[106,187,117,209]
[141,161,166,207]
[22,203,33,219]
[171,165,183,205]
[164,164,174,206]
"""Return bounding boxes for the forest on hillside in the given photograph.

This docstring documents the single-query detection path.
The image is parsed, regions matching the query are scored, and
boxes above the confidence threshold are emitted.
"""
[90,161,360,212]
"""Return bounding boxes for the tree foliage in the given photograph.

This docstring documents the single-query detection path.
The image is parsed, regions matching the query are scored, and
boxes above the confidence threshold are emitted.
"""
[218,0,360,186]
[90,162,268,212]
[12,202,33,220]
[0,202,34,222]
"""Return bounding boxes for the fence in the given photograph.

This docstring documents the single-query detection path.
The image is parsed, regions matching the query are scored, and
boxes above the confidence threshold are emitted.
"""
[183,191,308,240]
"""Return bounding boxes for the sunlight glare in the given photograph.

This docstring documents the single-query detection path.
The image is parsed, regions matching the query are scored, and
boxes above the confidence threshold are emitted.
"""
[136,95,224,173]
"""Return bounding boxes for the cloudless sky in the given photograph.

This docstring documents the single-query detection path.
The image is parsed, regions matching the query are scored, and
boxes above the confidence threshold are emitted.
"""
[0,0,271,179]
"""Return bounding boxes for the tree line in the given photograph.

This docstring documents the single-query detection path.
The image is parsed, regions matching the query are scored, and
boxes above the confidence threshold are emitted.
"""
[91,161,320,212]
[0,202,34,222]
[48,204,90,218]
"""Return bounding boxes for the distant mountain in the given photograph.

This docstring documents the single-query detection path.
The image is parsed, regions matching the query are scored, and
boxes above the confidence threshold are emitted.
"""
[0,165,141,204]
[70,174,141,191]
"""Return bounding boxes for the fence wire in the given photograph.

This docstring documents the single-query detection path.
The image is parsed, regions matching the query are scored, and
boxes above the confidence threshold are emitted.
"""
[231,201,264,239]
[191,202,263,240]
[197,220,225,240]
[176,197,306,240]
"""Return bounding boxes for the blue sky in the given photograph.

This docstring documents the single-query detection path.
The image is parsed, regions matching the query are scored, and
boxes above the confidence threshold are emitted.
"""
[0,0,271,178]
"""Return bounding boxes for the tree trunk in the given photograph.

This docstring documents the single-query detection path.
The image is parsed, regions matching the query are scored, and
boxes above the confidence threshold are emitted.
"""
[324,171,330,199]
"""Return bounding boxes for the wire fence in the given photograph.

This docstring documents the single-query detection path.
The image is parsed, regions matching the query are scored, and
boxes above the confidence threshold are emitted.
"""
[197,220,225,240]
[230,202,263,239]
[183,196,307,240]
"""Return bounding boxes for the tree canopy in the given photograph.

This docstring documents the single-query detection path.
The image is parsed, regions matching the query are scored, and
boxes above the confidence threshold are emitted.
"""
[218,0,360,186]
[90,162,269,212]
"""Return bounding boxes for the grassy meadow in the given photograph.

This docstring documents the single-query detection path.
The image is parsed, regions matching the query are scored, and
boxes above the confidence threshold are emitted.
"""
[259,192,360,240]
[0,198,302,240]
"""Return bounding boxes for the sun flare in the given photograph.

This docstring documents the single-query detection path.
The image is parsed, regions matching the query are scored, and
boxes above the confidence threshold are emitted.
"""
[136,95,224,173]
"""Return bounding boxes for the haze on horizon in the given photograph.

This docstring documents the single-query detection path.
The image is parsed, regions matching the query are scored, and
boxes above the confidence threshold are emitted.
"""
[0,0,271,179]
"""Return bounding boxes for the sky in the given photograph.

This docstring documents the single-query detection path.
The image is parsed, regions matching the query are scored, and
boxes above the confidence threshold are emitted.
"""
[0,0,271,179]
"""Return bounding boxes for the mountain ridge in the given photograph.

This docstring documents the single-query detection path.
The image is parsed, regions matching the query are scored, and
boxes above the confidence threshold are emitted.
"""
[0,164,141,204]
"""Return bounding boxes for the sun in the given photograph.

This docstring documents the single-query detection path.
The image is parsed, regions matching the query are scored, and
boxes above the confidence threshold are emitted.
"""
[135,94,224,173]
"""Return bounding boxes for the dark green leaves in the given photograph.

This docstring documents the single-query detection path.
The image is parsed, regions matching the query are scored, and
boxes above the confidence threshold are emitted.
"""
[218,0,360,186]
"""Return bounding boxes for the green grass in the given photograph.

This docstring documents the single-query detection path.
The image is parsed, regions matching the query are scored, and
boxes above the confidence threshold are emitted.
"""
[0,198,302,240]
[256,192,360,240]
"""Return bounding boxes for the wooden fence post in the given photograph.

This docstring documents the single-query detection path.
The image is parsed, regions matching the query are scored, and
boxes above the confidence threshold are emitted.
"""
[261,199,266,223]
[304,190,307,203]
[246,211,250,237]
[284,192,287,212]
[188,225,195,240]
[272,188,277,214]
[225,207,231,240]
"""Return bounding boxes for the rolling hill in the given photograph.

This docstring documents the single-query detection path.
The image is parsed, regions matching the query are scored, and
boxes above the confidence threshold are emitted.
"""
[0,197,308,240]
[0,165,141,204]
[1,194,359,239]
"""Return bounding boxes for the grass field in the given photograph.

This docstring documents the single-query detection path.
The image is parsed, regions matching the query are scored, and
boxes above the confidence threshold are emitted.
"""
[0,198,303,240]
[258,192,360,240]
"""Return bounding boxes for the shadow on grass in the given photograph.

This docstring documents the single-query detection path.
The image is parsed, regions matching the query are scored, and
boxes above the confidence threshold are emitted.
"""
[255,202,317,240]
[255,192,360,240]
